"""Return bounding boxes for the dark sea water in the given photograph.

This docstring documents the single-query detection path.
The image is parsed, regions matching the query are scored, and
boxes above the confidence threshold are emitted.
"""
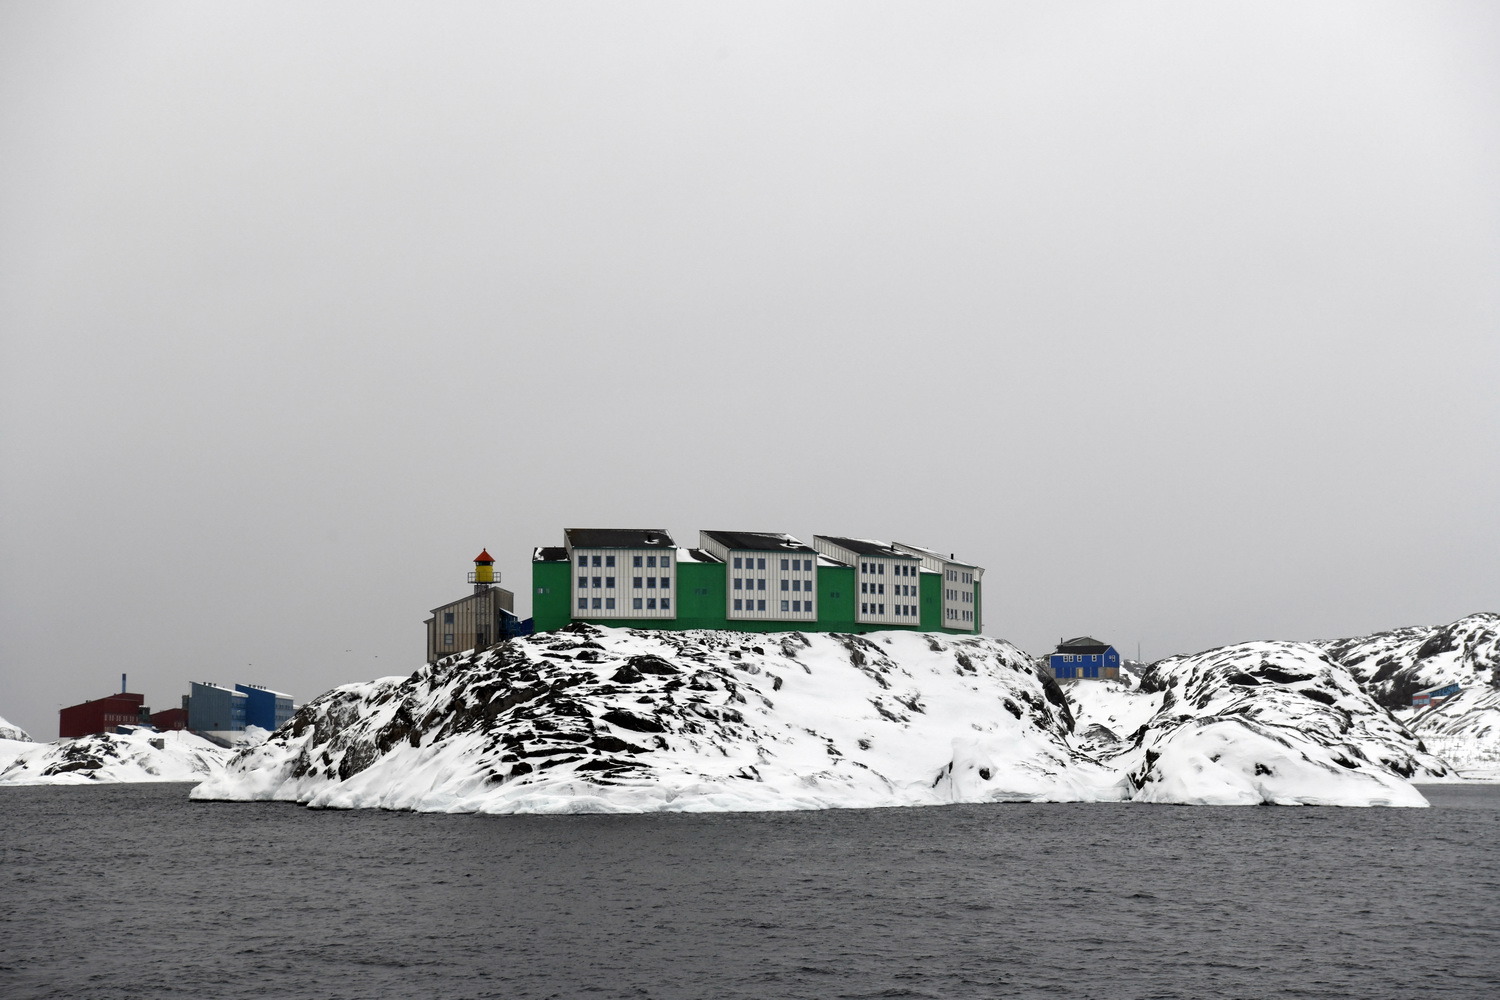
[1,785,1497,1000]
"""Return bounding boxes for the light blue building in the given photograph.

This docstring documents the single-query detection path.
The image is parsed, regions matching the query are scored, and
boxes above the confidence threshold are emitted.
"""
[1049,636,1121,680]
[235,685,295,732]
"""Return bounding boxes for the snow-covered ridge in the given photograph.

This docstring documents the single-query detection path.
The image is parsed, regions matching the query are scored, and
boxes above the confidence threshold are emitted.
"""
[1319,612,1499,710]
[0,714,31,743]
[193,625,1439,812]
[0,728,232,785]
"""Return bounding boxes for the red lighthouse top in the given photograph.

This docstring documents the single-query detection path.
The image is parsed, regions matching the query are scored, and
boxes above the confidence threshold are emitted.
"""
[474,549,495,564]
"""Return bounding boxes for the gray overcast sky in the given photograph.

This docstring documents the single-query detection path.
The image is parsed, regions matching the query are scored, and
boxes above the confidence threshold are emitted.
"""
[3,2,1497,738]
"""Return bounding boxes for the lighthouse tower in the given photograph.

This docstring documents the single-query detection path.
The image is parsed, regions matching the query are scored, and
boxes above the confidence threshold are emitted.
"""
[469,549,498,594]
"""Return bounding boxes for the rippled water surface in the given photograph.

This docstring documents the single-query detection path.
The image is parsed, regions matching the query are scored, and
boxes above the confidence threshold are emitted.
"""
[2,784,1497,999]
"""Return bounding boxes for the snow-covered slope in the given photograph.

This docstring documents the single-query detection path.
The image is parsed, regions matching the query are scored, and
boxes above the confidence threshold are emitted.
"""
[194,627,1121,812]
[0,714,31,743]
[1319,613,1499,710]
[0,729,230,785]
[195,625,1436,812]
[1110,641,1445,806]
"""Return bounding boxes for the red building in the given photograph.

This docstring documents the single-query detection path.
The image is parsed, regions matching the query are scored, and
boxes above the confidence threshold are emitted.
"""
[149,708,188,731]
[59,692,148,738]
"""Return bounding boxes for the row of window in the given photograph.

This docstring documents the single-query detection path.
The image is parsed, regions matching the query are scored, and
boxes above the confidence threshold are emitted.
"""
[1056,654,1102,663]
[944,588,974,603]
[733,578,766,591]
[945,569,975,584]
[859,602,915,616]
[578,597,673,610]
[944,608,975,621]
[576,554,673,569]
[577,575,672,590]
[733,599,766,611]
[780,600,811,612]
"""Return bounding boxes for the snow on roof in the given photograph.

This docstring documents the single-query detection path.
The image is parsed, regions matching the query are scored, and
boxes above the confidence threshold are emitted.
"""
[701,530,816,554]
[816,536,914,559]
[1057,637,1111,652]
[674,547,722,564]
[565,528,675,549]
[533,546,569,562]
[893,541,980,569]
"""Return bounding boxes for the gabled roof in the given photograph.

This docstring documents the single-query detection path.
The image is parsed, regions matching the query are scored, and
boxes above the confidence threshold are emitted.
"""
[892,541,980,569]
[676,547,723,564]
[565,528,675,549]
[701,530,816,554]
[816,536,914,559]
[1056,636,1111,653]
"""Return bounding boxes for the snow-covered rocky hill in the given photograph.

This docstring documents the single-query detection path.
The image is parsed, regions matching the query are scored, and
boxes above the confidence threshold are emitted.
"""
[194,624,1441,812]
[1319,612,1499,710]
[0,714,30,743]
[0,728,230,785]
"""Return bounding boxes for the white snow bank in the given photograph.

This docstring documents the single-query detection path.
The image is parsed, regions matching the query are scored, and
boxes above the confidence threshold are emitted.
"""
[0,728,231,785]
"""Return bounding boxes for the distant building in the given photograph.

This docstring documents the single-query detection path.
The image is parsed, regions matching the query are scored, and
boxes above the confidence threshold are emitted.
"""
[1412,682,1461,710]
[149,707,188,731]
[236,685,294,731]
[425,549,530,662]
[530,527,984,635]
[1049,637,1121,680]
[59,690,149,738]
[188,682,248,734]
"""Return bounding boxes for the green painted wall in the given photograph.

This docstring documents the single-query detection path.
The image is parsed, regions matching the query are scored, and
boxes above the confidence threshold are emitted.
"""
[529,555,983,636]
[531,560,573,632]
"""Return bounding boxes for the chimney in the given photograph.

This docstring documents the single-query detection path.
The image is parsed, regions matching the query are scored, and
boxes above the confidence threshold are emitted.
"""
[122,673,127,694]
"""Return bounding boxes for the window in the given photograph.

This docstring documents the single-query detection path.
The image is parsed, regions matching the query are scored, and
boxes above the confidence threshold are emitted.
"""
[647,577,657,588]
[734,577,742,590]
[592,556,602,567]
[661,598,670,610]
[791,580,801,592]
[780,559,789,571]
[605,598,616,610]
[444,632,454,645]
[578,556,588,567]
[734,557,742,569]
[757,599,765,610]
[578,598,588,610]
[861,603,868,613]
[647,556,656,568]
[734,599,743,610]
[781,600,790,611]
[879,564,885,575]
[781,579,789,591]
[879,604,885,614]
[661,556,670,569]
[757,579,765,590]
[646,598,656,609]
[633,576,643,588]
[633,555,643,567]
[757,558,766,570]
[578,576,587,589]
[791,600,800,612]
[592,598,602,609]
[861,582,868,594]
[605,555,615,567]
[443,612,454,623]
[605,577,615,588]
[878,584,885,595]
[633,598,643,609]
[592,577,602,588]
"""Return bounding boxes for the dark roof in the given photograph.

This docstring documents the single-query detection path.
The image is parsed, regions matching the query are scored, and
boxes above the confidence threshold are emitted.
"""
[681,548,723,564]
[1056,636,1112,653]
[701,530,816,554]
[816,535,914,559]
[565,528,675,549]
[533,546,569,562]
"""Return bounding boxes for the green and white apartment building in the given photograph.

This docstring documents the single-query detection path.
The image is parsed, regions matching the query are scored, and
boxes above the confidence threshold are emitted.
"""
[532,529,983,635]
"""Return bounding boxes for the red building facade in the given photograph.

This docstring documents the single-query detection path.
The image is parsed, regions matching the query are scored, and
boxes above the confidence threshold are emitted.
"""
[58,693,148,738]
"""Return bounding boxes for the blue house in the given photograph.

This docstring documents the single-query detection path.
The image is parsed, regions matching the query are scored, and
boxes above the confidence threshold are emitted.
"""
[1049,636,1121,680]
[187,681,248,733]
[236,684,295,732]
